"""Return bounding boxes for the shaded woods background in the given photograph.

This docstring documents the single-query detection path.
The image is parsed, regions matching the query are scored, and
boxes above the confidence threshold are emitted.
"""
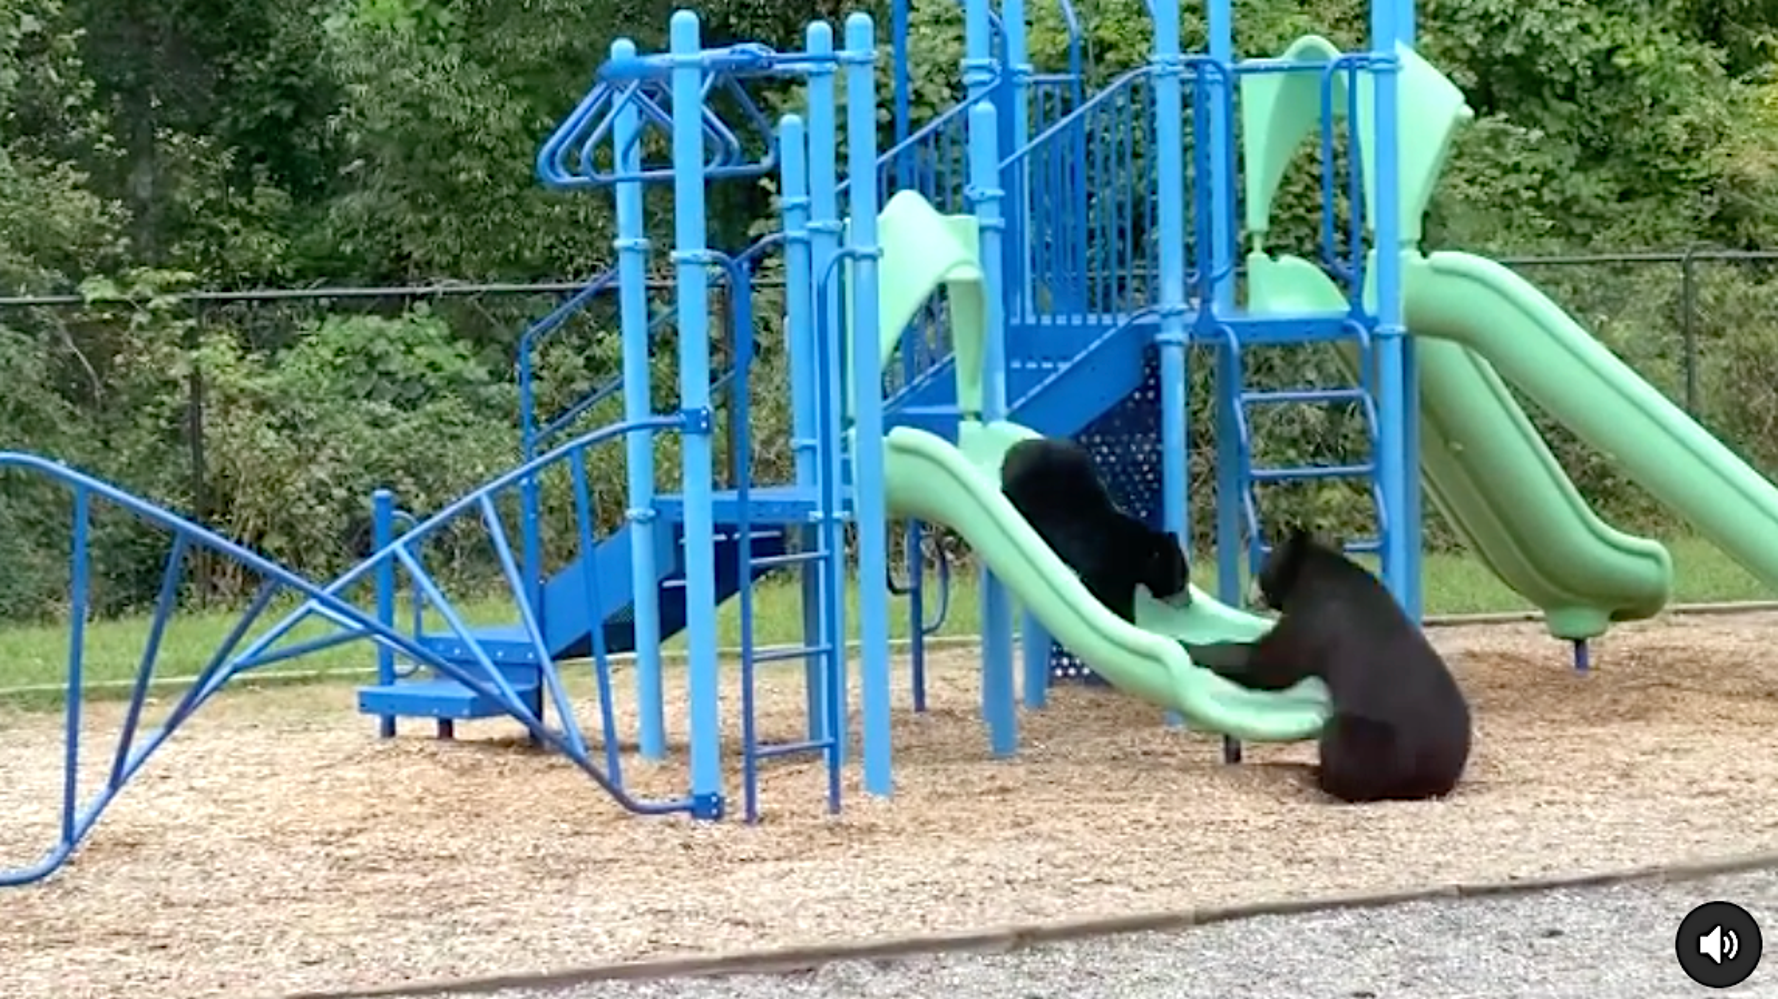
[4,0,1778,618]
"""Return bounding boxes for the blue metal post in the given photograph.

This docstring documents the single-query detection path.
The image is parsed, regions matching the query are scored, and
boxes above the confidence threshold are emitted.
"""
[669,11,724,818]
[894,0,924,706]
[372,487,396,739]
[1369,0,1411,612]
[1152,0,1190,731]
[1151,10,1188,545]
[893,0,912,152]
[1207,0,1245,763]
[1213,0,1245,605]
[1020,615,1051,709]
[62,487,90,850]
[969,101,1017,757]
[1209,0,1241,596]
[1003,0,1048,714]
[1395,0,1423,620]
[1003,0,1033,317]
[963,0,1017,746]
[781,114,829,747]
[806,21,851,767]
[961,0,994,106]
[613,38,668,762]
[844,14,894,797]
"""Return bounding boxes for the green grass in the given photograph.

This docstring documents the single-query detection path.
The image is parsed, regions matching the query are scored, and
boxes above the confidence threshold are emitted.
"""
[0,535,1768,711]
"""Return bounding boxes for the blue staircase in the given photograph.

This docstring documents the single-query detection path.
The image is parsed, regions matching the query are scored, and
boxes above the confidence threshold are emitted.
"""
[356,500,800,724]
[356,308,1139,728]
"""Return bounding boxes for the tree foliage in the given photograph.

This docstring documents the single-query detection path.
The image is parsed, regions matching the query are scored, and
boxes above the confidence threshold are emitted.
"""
[2,0,1778,615]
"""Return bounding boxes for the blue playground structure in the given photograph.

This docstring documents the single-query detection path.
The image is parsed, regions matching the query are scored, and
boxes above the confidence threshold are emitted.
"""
[34,0,1778,887]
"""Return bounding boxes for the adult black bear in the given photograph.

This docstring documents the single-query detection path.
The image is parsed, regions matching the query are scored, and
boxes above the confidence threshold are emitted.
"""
[999,437,1190,623]
[1186,526,1471,803]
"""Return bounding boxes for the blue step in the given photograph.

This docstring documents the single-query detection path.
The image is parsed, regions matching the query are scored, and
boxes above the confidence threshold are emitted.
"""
[1241,387,1368,406]
[884,312,1146,442]
[653,487,849,525]
[457,519,794,660]
[1004,318,1151,438]
[357,676,541,721]
[358,515,796,724]
[1248,461,1376,483]
[415,624,560,667]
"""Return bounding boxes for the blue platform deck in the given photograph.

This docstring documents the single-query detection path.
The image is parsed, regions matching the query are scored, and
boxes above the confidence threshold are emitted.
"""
[652,485,854,524]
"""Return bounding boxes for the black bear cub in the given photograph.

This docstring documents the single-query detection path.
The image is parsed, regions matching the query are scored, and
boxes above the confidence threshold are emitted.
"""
[999,437,1190,623]
[1187,526,1471,803]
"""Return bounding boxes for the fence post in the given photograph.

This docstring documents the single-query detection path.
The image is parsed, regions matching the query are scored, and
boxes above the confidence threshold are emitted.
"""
[187,298,212,606]
[1681,246,1700,417]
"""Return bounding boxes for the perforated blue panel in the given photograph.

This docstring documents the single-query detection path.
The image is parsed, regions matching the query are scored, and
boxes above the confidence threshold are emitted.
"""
[1048,346,1164,685]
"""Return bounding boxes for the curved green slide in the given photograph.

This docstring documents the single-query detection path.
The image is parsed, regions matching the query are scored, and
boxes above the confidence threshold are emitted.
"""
[1246,253,1674,640]
[1240,34,1680,640]
[883,419,1330,741]
[860,189,1331,741]
[1402,251,1778,592]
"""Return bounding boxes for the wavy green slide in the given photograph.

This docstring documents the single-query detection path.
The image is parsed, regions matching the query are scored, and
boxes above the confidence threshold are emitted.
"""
[1399,251,1778,593]
[1247,253,1676,641]
[1236,34,1778,640]
[1251,247,1778,623]
[882,420,1330,740]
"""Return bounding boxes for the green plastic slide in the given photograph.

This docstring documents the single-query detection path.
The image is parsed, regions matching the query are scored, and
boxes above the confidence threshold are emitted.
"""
[1402,250,1778,592]
[1247,253,1674,640]
[1237,33,1688,639]
[849,188,1337,732]
[882,419,1331,741]
[861,189,1330,740]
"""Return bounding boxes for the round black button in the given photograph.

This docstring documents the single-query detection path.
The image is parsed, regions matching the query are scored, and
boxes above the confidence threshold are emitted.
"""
[1676,900,1763,989]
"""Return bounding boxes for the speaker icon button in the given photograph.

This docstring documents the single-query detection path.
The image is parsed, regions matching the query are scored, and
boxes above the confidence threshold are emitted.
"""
[1677,900,1763,989]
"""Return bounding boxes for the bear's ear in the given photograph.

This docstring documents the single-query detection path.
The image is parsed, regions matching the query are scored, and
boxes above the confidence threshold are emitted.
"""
[1288,522,1342,554]
[1280,522,1316,552]
[1255,524,1316,609]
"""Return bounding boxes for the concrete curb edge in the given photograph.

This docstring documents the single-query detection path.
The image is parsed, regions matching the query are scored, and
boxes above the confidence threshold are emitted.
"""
[280,850,1778,999]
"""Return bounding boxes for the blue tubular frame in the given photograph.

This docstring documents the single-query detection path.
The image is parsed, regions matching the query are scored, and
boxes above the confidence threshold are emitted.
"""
[969,100,1017,756]
[737,114,846,823]
[804,20,849,772]
[0,411,708,886]
[842,13,895,797]
[1368,4,1410,611]
[1151,0,1189,732]
[667,10,725,819]
[1387,0,1422,617]
[1209,0,1244,721]
[610,37,668,764]
[780,113,832,751]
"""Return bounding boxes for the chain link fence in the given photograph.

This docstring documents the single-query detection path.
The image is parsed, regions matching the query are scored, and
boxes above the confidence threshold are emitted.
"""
[3,249,1777,620]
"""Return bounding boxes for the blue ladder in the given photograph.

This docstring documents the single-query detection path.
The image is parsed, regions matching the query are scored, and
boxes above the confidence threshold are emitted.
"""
[1230,330,1388,576]
[735,527,845,824]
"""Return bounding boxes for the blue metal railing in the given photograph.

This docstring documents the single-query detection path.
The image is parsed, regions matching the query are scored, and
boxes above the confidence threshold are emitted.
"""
[536,46,783,188]
[0,411,729,886]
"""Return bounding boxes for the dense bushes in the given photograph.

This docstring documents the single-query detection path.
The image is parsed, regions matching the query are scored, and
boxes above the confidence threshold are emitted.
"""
[6,252,1778,620]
